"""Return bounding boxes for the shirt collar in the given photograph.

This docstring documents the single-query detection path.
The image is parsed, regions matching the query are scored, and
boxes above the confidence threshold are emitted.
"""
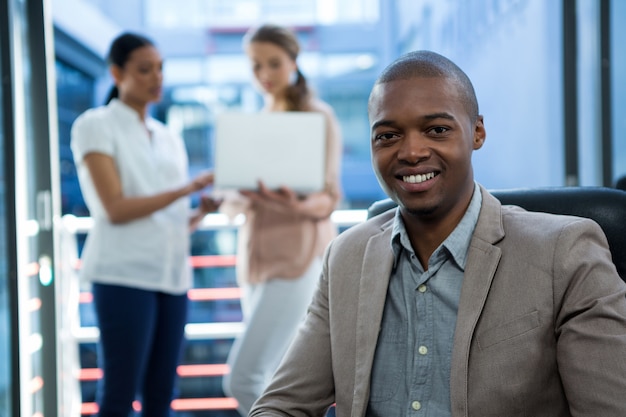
[109,98,158,133]
[391,182,482,270]
[109,98,141,120]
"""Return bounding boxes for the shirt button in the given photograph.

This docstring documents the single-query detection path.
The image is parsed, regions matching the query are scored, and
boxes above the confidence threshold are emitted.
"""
[418,284,427,293]
[418,345,428,355]
[411,400,422,410]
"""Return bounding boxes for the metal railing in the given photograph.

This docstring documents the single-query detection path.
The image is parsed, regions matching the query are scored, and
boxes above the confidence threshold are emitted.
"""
[63,209,367,343]
[59,209,368,415]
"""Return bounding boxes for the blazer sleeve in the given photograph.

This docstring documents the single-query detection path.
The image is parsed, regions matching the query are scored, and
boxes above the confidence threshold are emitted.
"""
[553,218,626,416]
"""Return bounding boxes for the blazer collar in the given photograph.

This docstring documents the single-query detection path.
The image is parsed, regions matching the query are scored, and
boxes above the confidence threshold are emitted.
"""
[352,220,394,417]
[450,185,505,416]
[472,185,506,245]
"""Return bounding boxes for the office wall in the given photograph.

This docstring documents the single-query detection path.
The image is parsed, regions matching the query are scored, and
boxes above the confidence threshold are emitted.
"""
[395,0,563,188]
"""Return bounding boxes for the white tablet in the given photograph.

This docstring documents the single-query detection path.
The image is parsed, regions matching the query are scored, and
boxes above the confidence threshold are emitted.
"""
[213,112,326,194]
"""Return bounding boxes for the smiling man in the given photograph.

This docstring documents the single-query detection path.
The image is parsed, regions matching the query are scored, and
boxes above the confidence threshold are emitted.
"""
[248,51,626,417]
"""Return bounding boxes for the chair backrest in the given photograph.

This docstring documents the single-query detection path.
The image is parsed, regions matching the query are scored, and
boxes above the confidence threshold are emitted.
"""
[367,187,626,282]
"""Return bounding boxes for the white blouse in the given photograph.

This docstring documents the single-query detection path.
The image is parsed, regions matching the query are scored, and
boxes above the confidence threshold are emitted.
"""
[71,99,192,294]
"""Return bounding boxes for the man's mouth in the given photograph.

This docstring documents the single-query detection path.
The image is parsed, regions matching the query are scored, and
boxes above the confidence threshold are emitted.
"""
[402,172,437,183]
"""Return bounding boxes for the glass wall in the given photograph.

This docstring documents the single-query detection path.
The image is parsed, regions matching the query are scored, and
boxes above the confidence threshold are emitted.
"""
[577,0,602,186]
[1,0,64,415]
[577,0,626,187]
[0,23,13,417]
[394,0,564,188]
[612,0,626,185]
[56,59,95,216]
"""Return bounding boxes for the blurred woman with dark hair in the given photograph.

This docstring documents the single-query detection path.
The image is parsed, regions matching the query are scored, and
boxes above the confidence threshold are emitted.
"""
[71,32,217,416]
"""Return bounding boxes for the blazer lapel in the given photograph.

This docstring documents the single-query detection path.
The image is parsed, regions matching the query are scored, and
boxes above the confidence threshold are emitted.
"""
[450,187,505,417]
[351,225,394,417]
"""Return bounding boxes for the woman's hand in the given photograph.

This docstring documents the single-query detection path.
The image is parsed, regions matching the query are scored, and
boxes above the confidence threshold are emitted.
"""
[199,194,223,213]
[240,180,301,214]
[187,171,214,194]
[239,180,337,220]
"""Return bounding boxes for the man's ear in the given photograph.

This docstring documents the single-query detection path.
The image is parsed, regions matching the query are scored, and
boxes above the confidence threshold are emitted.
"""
[473,115,486,150]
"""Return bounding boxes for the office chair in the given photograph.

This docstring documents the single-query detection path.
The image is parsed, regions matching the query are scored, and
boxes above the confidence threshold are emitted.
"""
[367,187,626,282]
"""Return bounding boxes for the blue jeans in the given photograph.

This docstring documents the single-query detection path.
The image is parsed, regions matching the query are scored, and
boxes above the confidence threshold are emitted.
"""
[92,283,188,417]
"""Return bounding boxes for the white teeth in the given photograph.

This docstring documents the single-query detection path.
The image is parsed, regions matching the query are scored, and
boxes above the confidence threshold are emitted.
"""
[403,172,435,183]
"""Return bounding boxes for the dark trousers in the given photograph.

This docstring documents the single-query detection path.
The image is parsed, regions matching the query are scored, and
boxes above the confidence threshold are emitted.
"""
[92,283,188,417]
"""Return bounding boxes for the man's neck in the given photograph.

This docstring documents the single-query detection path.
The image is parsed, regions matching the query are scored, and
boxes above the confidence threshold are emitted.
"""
[403,195,475,270]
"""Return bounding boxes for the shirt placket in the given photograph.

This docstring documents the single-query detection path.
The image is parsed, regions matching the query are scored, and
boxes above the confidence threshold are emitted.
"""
[407,249,448,416]
[405,254,433,415]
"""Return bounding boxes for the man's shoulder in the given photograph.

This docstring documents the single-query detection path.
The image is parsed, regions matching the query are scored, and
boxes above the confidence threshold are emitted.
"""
[500,202,592,223]
[498,203,601,239]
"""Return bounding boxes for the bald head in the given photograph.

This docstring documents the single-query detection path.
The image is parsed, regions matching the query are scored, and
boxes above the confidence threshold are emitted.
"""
[369,50,479,121]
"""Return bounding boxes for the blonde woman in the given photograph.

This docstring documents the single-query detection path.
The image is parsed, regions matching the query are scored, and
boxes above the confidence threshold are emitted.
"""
[220,24,343,416]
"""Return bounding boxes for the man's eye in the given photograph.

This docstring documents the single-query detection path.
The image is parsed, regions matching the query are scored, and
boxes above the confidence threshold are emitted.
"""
[374,132,398,141]
[429,126,449,135]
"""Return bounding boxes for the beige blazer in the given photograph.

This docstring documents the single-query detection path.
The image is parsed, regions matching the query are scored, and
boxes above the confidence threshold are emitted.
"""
[250,186,626,417]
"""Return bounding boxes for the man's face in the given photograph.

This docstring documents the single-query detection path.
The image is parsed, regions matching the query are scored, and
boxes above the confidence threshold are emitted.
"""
[368,76,485,222]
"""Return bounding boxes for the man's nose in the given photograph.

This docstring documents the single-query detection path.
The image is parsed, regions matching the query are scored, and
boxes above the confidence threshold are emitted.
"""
[397,133,430,164]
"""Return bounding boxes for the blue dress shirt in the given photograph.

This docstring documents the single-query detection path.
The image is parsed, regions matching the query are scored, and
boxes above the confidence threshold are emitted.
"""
[367,184,482,417]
